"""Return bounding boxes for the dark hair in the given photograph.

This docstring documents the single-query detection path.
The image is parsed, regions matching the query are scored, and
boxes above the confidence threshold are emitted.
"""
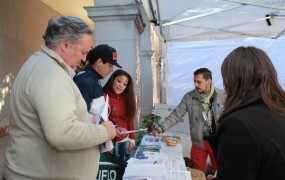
[194,68,212,80]
[42,16,92,48]
[221,46,285,117]
[103,69,136,121]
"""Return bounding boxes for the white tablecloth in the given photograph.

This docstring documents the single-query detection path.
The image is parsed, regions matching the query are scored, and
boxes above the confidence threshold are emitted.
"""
[123,135,191,180]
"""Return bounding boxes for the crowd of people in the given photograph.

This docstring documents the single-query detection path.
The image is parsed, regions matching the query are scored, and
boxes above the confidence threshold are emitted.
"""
[2,15,285,180]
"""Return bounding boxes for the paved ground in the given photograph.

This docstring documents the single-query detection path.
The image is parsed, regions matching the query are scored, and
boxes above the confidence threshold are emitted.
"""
[0,135,9,177]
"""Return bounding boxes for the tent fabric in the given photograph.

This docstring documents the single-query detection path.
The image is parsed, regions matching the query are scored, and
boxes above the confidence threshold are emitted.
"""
[157,0,285,42]
[166,37,285,105]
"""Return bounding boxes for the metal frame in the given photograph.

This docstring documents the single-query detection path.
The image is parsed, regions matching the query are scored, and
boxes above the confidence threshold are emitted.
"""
[158,0,285,41]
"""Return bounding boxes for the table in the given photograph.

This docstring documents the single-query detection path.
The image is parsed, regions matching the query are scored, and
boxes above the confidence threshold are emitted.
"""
[123,134,192,180]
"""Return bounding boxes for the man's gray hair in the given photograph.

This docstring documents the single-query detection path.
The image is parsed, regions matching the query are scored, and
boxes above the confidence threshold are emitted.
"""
[42,16,92,48]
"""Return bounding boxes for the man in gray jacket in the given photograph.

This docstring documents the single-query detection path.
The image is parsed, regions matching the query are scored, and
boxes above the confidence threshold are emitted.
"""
[2,16,116,180]
[153,68,225,174]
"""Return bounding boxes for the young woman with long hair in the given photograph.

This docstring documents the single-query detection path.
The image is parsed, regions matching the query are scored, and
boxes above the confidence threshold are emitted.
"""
[103,69,136,159]
[216,46,285,180]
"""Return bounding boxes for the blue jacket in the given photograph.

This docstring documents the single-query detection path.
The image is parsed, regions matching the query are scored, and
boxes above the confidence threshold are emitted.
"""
[74,65,104,111]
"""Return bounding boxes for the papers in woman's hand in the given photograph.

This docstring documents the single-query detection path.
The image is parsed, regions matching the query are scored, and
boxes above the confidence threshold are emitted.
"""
[120,128,148,134]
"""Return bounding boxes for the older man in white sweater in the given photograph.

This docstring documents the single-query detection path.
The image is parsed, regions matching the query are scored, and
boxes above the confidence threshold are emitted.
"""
[2,16,116,180]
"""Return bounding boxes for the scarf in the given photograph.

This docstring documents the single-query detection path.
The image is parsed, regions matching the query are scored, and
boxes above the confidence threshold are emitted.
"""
[196,83,215,131]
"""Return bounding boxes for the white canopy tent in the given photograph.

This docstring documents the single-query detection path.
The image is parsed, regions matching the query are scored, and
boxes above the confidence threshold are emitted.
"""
[166,37,285,105]
[156,0,285,42]
[141,0,285,104]
[142,0,285,158]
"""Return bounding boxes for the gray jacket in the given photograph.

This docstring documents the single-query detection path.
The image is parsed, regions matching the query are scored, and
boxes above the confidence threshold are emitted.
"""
[159,88,225,148]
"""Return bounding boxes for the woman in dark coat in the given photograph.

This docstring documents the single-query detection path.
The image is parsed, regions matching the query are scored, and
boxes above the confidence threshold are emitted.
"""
[216,46,285,180]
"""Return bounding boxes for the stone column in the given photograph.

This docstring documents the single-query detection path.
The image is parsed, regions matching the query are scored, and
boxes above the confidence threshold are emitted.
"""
[140,6,154,116]
[85,0,145,126]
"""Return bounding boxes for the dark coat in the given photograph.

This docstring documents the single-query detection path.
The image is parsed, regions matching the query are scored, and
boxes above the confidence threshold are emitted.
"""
[217,101,285,180]
[73,65,104,111]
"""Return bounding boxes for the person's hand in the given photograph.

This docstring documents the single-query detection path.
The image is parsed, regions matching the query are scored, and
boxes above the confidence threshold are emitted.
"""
[152,127,162,137]
[115,127,128,138]
[207,171,217,180]
[128,142,135,151]
[91,114,98,124]
[101,121,116,140]
[109,149,114,155]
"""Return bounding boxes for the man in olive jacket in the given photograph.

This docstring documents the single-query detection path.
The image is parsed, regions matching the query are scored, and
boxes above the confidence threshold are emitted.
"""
[154,68,225,173]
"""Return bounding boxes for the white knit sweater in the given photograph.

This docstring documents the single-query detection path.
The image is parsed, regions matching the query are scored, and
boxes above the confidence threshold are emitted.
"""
[3,46,109,179]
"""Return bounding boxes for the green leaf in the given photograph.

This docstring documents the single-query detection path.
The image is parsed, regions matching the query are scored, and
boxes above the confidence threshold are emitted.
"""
[135,113,162,145]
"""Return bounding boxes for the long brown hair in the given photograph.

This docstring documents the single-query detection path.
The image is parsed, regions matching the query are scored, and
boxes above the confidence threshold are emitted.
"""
[220,46,285,118]
[103,69,136,120]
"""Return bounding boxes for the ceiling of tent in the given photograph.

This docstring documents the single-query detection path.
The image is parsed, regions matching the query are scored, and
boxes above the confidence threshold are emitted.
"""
[155,0,285,42]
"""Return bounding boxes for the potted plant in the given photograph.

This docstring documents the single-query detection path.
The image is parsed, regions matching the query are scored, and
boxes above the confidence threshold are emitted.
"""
[135,113,161,145]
